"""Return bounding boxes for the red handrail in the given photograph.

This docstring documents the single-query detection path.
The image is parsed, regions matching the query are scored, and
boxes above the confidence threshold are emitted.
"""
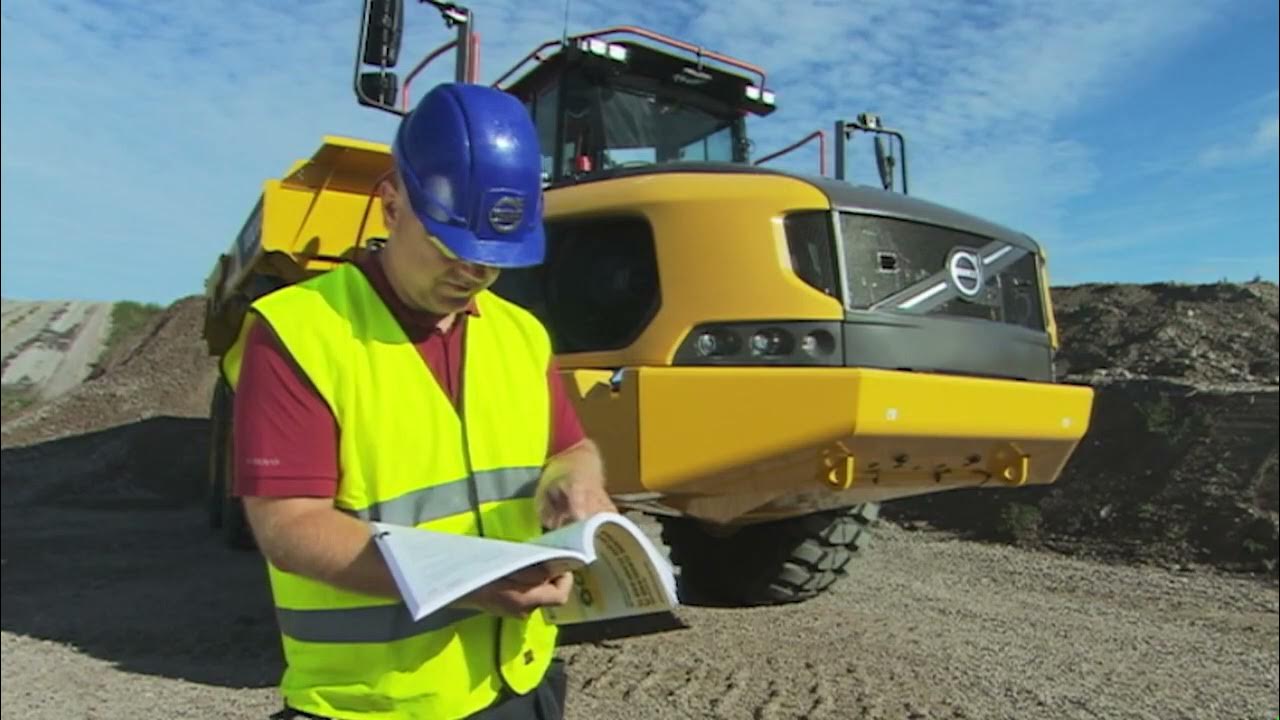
[489,40,563,89]
[401,38,461,111]
[753,130,826,176]
[490,25,767,91]
[468,32,481,82]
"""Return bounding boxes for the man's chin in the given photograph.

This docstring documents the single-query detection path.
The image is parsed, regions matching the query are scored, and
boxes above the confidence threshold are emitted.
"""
[433,290,475,311]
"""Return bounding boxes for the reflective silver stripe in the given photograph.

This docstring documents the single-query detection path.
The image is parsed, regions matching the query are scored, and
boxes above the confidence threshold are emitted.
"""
[897,281,947,309]
[344,466,541,526]
[276,604,479,644]
[982,245,1013,265]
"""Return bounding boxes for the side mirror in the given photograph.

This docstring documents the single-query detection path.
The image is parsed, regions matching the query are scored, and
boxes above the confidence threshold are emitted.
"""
[358,71,399,108]
[362,0,404,67]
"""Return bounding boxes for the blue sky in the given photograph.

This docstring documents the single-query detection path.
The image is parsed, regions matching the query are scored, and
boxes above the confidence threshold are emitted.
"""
[1,0,1276,304]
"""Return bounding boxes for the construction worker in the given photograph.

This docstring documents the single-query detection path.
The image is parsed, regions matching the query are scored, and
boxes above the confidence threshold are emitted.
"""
[229,82,617,719]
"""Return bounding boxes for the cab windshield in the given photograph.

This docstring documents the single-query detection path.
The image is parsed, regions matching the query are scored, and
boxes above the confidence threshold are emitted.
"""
[596,86,738,167]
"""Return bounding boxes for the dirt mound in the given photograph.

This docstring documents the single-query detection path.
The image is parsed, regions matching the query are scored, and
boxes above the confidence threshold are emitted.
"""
[1050,281,1279,386]
[885,281,1280,575]
[0,296,218,450]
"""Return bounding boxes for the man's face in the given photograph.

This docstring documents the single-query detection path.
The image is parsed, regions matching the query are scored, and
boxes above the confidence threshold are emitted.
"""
[378,173,501,315]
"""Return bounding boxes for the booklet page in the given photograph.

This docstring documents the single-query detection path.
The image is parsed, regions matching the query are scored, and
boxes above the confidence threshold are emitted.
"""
[372,522,587,621]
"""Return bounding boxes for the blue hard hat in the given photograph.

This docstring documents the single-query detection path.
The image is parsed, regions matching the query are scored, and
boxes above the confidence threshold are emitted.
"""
[391,83,545,268]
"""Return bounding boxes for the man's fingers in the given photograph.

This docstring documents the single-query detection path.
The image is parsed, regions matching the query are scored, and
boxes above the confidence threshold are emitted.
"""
[505,564,556,586]
[566,485,617,520]
[538,478,621,530]
[550,571,574,602]
[540,487,573,527]
[528,572,574,607]
[487,567,572,607]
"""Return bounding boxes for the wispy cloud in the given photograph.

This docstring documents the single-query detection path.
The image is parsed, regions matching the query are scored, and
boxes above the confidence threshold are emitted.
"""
[0,1,399,302]
[0,0,1257,302]
[1199,111,1280,168]
[687,1,1221,228]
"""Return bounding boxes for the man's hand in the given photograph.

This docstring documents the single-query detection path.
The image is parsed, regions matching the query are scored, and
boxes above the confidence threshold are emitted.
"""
[456,564,574,619]
[536,439,618,529]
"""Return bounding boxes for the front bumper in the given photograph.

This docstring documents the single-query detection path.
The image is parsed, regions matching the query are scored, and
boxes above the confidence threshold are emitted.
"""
[564,366,1095,524]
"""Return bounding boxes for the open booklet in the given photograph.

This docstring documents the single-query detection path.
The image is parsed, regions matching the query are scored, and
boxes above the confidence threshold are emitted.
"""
[371,512,679,625]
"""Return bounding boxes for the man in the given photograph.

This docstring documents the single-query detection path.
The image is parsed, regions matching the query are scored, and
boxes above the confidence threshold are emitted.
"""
[227,83,617,720]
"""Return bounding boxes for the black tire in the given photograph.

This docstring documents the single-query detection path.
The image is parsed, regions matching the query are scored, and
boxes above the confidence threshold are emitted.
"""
[207,381,229,529]
[658,503,879,606]
[221,490,255,552]
[208,377,255,551]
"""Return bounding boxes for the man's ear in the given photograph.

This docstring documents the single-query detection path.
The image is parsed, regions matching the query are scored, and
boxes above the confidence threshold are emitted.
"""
[377,173,401,229]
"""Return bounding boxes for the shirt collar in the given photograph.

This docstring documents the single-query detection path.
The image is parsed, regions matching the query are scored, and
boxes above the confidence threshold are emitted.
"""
[356,251,479,338]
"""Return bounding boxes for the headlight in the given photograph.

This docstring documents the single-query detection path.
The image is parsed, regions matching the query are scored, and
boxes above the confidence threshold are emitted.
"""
[800,329,838,357]
[674,321,843,366]
[693,328,742,357]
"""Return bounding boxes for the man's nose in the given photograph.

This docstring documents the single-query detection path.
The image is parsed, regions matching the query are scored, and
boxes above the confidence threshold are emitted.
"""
[459,261,496,280]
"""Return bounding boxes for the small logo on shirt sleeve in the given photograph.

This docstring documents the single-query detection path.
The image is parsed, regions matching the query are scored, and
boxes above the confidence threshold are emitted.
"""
[245,457,282,468]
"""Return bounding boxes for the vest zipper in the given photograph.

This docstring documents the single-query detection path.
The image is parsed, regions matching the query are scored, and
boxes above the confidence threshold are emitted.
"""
[451,316,486,540]
[450,314,510,694]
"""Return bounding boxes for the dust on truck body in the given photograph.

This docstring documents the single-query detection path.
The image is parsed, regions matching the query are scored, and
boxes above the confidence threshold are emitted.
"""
[202,1,1095,606]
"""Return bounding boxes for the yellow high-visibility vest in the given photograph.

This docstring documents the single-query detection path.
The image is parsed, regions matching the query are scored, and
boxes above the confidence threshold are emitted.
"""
[225,262,558,720]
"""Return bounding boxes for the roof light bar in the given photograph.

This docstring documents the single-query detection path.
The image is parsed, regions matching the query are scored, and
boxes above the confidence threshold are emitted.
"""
[578,38,628,62]
[745,85,776,105]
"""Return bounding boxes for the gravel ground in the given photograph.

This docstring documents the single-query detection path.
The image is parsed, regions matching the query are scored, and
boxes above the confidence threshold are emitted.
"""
[2,506,1275,720]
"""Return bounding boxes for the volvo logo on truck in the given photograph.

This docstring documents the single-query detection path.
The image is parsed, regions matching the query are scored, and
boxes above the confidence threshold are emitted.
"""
[948,249,984,297]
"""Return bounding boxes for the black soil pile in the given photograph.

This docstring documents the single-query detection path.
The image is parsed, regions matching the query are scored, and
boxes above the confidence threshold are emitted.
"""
[885,281,1280,575]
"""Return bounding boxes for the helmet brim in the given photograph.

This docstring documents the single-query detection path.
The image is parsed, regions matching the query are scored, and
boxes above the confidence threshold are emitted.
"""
[420,212,546,269]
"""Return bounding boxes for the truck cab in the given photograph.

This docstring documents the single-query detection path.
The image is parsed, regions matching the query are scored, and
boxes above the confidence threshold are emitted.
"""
[498,35,772,181]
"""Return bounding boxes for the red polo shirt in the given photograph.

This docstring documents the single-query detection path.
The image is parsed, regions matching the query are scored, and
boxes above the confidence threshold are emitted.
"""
[232,252,586,498]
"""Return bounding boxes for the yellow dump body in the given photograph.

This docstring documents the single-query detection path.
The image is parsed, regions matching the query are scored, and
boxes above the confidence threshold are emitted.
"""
[202,136,393,356]
[204,137,1094,527]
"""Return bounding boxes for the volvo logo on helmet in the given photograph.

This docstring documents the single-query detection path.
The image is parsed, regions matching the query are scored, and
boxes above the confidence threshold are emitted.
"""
[489,196,524,234]
[948,249,984,297]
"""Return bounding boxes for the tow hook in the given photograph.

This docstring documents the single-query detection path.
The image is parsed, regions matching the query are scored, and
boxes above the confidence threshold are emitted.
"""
[820,442,856,490]
[987,444,1031,486]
